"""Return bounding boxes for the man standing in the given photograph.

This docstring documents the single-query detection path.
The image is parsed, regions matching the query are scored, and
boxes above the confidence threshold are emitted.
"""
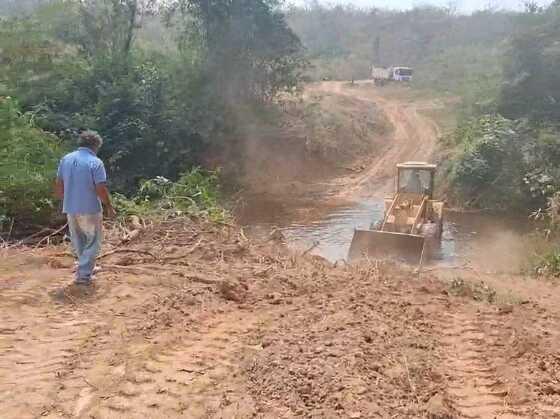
[55,130,116,285]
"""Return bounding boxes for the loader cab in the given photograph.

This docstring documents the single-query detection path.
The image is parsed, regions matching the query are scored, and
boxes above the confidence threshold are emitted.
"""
[396,162,436,198]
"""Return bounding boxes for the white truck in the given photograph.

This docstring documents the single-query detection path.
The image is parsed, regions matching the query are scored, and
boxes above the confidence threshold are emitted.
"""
[371,66,413,85]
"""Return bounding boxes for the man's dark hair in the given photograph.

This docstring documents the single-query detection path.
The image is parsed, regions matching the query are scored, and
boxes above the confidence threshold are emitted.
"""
[78,130,103,149]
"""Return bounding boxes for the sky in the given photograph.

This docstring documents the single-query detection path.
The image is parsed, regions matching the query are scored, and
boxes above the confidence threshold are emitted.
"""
[292,0,553,13]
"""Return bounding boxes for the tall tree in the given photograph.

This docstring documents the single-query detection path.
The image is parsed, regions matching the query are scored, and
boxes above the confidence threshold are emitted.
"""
[169,0,305,103]
[77,0,156,59]
[499,3,560,121]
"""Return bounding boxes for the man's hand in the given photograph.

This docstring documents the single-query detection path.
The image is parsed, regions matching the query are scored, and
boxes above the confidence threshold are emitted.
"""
[105,205,117,219]
[96,183,116,218]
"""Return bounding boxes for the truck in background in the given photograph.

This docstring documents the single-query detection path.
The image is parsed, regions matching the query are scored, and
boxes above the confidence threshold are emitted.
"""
[371,66,413,85]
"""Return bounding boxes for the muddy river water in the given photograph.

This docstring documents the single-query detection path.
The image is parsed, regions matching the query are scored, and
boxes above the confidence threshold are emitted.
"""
[239,196,533,271]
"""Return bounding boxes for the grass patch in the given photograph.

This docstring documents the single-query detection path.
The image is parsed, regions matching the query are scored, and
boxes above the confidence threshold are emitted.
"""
[448,277,497,303]
[448,276,526,306]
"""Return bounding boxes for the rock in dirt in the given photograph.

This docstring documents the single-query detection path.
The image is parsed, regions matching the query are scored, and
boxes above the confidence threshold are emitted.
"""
[425,393,456,419]
[269,228,285,243]
[355,386,368,395]
[497,304,514,315]
[48,257,73,269]
[129,215,143,230]
[218,281,247,303]
[122,228,141,243]
[266,292,283,304]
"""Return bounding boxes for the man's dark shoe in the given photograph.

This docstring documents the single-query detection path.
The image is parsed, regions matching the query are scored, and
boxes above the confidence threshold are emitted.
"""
[74,278,91,286]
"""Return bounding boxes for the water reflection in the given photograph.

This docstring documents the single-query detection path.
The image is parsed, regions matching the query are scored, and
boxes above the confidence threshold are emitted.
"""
[240,196,531,269]
[280,199,384,262]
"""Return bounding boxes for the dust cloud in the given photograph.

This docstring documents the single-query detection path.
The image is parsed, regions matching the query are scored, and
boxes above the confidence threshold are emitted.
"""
[461,229,529,273]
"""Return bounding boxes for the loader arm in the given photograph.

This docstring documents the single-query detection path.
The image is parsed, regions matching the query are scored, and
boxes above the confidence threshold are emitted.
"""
[411,196,428,234]
[348,193,427,264]
[381,193,399,231]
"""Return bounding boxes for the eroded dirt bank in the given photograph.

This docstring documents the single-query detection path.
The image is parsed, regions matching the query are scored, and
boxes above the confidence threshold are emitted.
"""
[2,218,560,418]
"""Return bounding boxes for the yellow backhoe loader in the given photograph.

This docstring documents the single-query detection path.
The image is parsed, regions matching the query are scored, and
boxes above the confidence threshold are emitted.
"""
[348,162,444,264]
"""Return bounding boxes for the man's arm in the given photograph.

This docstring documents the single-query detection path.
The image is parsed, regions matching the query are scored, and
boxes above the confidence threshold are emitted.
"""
[92,161,116,218]
[95,183,116,218]
[54,178,64,200]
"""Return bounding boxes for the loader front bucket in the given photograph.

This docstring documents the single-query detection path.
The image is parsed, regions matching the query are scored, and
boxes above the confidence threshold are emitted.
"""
[348,229,425,264]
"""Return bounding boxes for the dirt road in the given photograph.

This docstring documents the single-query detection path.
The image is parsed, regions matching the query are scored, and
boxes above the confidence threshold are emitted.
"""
[307,81,441,197]
[2,83,560,418]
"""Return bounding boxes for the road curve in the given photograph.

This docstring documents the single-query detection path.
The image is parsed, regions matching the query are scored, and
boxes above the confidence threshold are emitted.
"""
[308,81,441,198]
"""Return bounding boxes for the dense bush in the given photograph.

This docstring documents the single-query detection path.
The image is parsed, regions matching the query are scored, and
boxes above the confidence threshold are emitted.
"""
[498,4,560,122]
[0,0,305,229]
[113,168,228,222]
[449,115,527,210]
[522,129,560,201]
[0,3,221,192]
[27,55,218,191]
[522,193,560,276]
[447,113,560,212]
[0,98,65,227]
[444,3,560,213]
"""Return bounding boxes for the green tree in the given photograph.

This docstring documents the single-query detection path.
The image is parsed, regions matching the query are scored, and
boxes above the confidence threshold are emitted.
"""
[1,0,306,196]
[169,0,306,103]
[0,97,65,226]
[76,0,157,59]
[450,115,528,210]
[285,4,513,84]
[499,4,560,121]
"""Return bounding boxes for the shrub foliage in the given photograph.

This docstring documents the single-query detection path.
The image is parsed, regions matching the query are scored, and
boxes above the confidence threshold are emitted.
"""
[0,98,65,227]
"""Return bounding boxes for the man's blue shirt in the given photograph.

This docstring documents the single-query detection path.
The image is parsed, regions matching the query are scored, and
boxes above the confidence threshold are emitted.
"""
[57,147,107,215]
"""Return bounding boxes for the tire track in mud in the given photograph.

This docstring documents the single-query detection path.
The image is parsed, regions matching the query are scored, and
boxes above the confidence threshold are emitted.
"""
[0,271,99,419]
[64,310,270,418]
[432,276,560,419]
[440,310,505,418]
[438,307,528,418]
[1,241,281,419]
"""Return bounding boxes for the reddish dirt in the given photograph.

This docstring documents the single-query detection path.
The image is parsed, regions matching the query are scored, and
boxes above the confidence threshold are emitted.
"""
[2,218,560,418]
